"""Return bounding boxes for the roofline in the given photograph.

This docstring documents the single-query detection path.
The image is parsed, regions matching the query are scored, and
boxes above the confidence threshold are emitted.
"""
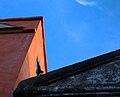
[0,16,43,21]
[20,49,120,86]
[35,49,120,86]
[14,49,120,96]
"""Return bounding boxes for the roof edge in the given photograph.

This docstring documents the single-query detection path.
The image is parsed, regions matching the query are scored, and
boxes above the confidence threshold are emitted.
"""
[41,17,48,73]
[35,49,120,86]
[0,16,43,21]
[13,49,120,95]
[15,49,120,87]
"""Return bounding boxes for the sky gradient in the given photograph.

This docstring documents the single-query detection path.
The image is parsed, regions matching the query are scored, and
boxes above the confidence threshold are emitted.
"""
[0,0,120,71]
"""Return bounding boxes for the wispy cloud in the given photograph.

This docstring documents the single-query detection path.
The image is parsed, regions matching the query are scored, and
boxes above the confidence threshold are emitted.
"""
[75,0,96,6]
[65,22,89,44]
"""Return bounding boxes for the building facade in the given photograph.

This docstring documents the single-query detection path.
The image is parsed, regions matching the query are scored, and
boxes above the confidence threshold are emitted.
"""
[0,16,48,97]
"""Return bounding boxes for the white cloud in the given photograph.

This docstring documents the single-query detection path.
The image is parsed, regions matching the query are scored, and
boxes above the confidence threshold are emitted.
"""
[75,0,96,6]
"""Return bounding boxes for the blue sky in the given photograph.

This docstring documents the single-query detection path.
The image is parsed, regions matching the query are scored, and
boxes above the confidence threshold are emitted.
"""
[0,0,120,71]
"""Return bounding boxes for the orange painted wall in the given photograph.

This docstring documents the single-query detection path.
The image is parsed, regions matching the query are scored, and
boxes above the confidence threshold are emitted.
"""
[28,20,48,76]
[14,21,48,89]
[0,17,48,97]
[0,33,34,97]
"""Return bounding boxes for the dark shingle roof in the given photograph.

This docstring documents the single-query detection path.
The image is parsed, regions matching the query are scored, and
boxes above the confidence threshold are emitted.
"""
[14,49,120,91]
